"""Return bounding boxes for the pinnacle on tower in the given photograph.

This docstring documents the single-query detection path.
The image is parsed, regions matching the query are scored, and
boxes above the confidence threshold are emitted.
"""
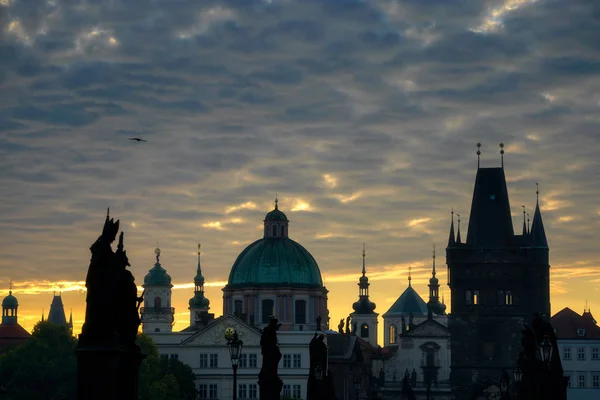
[448,209,456,246]
[456,214,462,244]
[530,183,548,247]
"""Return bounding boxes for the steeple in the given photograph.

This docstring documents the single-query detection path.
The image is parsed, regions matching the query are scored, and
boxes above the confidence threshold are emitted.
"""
[68,309,73,331]
[408,266,412,287]
[522,205,527,236]
[48,292,69,326]
[465,144,514,247]
[189,244,210,312]
[530,183,548,248]
[352,243,376,314]
[428,245,447,315]
[456,214,462,244]
[448,209,456,246]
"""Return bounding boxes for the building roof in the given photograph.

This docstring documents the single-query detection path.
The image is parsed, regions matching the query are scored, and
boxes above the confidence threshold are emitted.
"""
[227,237,323,288]
[383,285,428,318]
[550,307,600,340]
[465,167,515,247]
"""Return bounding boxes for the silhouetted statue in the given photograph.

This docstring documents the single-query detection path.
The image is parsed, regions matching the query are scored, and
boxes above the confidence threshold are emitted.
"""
[77,210,146,400]
[258,317,283,399]
[307,333,328,400]
[402,376,416,400]
[81,210,121,341]
[379,368,385,387]
[114,232,144,347]
[411,368,417,387]
[345,316,351,334]
[338,319,344,334]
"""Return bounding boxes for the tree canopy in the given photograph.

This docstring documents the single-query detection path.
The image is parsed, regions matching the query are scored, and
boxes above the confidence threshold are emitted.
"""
[0,321,77,400]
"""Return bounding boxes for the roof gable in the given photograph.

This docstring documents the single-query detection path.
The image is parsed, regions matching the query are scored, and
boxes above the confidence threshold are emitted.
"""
[551,307,600,340]
[180,314,262,346]
[401,318,451,338]
[383,286,428,317]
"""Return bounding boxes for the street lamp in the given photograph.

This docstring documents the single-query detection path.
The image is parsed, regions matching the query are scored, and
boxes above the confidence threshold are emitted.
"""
[227,331,244,400]
[315,365,323,381]
[539,334,553,364]
[513,366,522,384]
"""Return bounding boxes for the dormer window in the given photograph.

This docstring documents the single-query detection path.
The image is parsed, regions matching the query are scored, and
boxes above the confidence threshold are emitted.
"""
[577,328,586,337]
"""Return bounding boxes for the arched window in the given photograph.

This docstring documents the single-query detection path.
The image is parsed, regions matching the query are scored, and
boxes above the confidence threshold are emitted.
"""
[262,299,275,323]
[389,324,397,344]
[272,225,277,237]
[280,225,285,236]
[295,300,306,324]
[154,296,162,310]
[361,323,369,338]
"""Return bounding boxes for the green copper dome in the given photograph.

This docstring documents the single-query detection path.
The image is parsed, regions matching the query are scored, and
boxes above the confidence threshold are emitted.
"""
[227,238,323,288]
[144,262,172,286]
[2,291,18,308]
[189,295,210,308]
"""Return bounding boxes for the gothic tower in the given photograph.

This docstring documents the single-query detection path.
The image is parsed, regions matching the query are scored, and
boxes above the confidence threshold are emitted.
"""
[141,246,175,333]
[447,144,550,396]
[349,243,378,346]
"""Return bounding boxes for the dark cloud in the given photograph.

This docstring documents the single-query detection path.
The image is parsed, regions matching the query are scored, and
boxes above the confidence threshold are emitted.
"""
[1,0,600,324]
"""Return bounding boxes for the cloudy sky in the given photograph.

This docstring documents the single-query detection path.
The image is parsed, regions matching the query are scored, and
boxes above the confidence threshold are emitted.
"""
[2,0,600,339]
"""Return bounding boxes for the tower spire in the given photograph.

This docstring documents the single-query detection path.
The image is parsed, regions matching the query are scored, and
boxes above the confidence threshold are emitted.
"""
[522,205,527,235]
[500,143,505,168]
[362,242,366,277]
[432,244,436,277]
[448,208,456,246]
[477,143,482,169]
[275,193,279,209]
[527,212,530,234]
[456,214,462,243]
[531,182,548,247]
[408,266,412,287]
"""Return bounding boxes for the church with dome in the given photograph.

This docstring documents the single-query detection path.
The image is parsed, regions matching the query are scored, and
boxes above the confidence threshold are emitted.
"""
[142,200,335,400]
[0,285,31,354]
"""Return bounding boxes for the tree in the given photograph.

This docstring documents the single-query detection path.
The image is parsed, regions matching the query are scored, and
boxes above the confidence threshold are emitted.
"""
[137,333,198,400]
[0,321,77,400]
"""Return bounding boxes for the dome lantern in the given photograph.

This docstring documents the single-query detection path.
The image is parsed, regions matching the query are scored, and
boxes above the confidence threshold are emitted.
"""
[263,195,289,239]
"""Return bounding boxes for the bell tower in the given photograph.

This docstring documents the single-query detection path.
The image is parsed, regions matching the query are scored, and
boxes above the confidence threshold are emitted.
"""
[188,244,214,329]
[349,243,378,346]
[141,246,175,333]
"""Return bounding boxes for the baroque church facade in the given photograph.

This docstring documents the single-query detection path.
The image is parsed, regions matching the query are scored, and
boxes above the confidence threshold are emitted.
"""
[141,202,338,400]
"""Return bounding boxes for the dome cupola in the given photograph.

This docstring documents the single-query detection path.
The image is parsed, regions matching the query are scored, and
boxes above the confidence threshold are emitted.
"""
[144,247,172,286]
[2,282,19,325]
[263,196,289,238]
[352,243,376,314]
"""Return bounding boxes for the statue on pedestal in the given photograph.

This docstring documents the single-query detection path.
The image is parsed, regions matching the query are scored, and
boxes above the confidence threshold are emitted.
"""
[258,317,283,400]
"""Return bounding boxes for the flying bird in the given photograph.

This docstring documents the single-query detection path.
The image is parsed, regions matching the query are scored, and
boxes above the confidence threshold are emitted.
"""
[128,137,147,142]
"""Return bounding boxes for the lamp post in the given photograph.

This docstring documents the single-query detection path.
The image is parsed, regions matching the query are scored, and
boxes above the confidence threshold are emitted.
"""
[539,334,553,364]
[227,331,243,400]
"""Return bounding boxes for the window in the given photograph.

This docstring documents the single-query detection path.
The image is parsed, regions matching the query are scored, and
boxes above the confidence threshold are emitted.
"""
[280,225,285,236]
[262,299,274,323]
[473,290,479,305]
[199,354,208,368]
[239,354,247,368]
[282,385,301,399]
[505,291,513,305]
[154,296,162,309]
[592,374,599,388]
[272,225,277,236]
[361,323,369,338]
[563,347,571,360]
[577,328,586,337]
[293,354,301,368]
[465,290,472,305]
[578,347,586,361]
[578,373,586,388]
[238,383,247,399]
[234,300,243,317]
[295,300,306,324]
[249,384,258,398]
[199,384,218,399]
[169,354,179,360]
[592,347,599,360]
[209,353,218,368]
[283,354,292,368]
[249,353,258,368]
[389,324,397,344]
[566,372,571,388]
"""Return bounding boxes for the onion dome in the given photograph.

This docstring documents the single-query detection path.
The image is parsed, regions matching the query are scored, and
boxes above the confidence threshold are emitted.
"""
[189,244,210,309]
[2,291,18,308]
[352,243,376,314]
[144,247,172,286]
[227,199,323,288]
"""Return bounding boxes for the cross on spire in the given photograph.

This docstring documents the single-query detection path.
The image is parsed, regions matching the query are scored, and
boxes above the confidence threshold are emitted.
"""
[432,244,436,276]
[362,242,366,276]
[274,193,279,209]
[408,266,412,287]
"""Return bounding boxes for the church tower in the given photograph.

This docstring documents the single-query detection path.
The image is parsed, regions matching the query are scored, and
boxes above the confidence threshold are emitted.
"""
[141,246,175,333]
[349,243,378,346]
[0,283,31,353]
[427,245,446,317]
[447,144,550,396]
[188,244,214,329]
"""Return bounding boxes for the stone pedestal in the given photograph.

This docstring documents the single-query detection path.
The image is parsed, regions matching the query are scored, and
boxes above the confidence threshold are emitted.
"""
[76,338,145,400]
[258,374,283,400]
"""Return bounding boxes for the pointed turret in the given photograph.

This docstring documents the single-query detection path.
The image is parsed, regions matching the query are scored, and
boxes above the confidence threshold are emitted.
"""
[448,209,456,246]
[456,214,462,244]
[189,244,210,313]
[41,310,44,322]
[427,245,447,316]
[352,243,376,314]
[68,310,73,331]
[350,243,378,346]
[531,183,548,248]
[521,206,527,236]
[48,292,69,326]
